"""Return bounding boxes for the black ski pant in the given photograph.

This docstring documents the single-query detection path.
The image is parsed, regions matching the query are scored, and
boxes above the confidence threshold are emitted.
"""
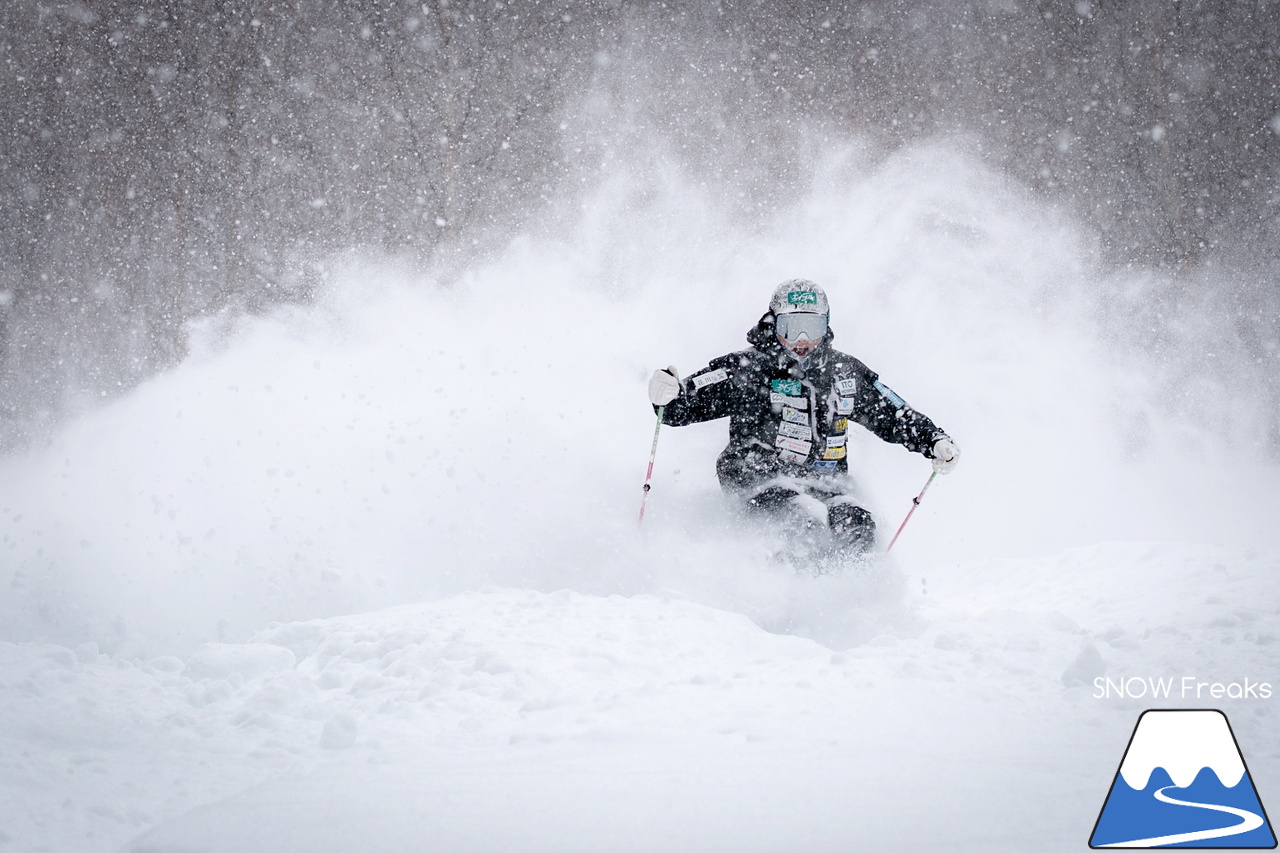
[716,445,876,551]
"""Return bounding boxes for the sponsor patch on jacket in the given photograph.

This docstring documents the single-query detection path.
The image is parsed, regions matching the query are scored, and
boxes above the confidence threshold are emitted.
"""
[781,406,808,425]
[833,417,848,431]
[777,421,812,441]
[822,446,847,460]
[826,434,846,448]
[771,392,807,409]
[771,378,803,396]
[835,377,857,396]
[691,368,728,390]
[811,460,838,472]
[778,448,808,465]
[775,437,811,455]
[873,379,906,408]
[836,398,855,414]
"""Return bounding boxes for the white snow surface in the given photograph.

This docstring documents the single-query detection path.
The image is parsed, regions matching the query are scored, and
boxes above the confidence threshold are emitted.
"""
[1118,710,1246,790]
[1,144,1279,852]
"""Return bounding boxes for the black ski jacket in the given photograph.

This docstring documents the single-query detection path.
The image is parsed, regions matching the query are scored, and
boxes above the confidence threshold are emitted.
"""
[658,314,948,490]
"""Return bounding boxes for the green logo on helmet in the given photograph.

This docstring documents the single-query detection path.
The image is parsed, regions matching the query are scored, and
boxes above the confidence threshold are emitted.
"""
[786,291,818,305]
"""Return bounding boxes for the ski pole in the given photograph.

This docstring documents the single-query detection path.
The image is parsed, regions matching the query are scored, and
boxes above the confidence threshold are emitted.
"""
[638,406,664,523]
[886,470,937,552]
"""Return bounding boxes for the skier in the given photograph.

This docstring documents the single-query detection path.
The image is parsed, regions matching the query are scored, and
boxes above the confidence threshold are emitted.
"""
[648,279,959,553]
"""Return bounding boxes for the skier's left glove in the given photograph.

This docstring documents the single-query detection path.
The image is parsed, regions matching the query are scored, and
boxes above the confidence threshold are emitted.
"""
[929,436,960,474]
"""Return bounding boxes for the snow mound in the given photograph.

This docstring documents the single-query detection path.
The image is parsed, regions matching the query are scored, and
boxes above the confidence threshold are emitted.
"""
[183,643,298,682]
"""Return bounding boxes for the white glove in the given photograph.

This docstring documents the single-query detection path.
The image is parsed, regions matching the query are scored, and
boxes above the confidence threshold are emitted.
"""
[649,366,681,406]
[930,437,960,474]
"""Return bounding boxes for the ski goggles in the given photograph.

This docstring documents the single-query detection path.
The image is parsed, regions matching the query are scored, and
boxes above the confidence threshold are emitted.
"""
[775,312,828,342]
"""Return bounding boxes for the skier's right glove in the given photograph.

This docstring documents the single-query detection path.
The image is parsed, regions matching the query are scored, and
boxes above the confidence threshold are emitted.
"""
[648,366,681,406]
[929,436,960,474]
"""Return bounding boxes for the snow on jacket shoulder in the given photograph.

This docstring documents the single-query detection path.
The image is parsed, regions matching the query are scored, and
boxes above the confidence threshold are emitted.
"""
[658,314,946,477]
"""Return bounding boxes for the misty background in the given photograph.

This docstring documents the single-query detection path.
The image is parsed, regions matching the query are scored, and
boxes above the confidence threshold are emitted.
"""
[1,0,1278,450]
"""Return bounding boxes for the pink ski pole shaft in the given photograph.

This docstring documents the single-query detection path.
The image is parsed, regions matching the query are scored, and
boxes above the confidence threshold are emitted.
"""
[886,470,937,552]
[638,406,665,523]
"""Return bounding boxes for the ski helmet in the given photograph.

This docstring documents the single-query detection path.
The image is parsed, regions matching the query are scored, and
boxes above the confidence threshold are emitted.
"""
[769,279,829,360]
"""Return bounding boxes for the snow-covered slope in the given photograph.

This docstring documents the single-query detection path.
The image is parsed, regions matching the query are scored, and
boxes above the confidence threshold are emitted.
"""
[1,145,1278,852]
[5,542,1277,852]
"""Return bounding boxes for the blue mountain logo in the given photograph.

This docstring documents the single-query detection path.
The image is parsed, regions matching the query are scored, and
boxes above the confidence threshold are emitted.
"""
[1090,709,1276,848]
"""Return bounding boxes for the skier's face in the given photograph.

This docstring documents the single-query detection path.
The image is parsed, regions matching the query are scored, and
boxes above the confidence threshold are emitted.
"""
[781,337,819,359]
[776,311,827,360]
